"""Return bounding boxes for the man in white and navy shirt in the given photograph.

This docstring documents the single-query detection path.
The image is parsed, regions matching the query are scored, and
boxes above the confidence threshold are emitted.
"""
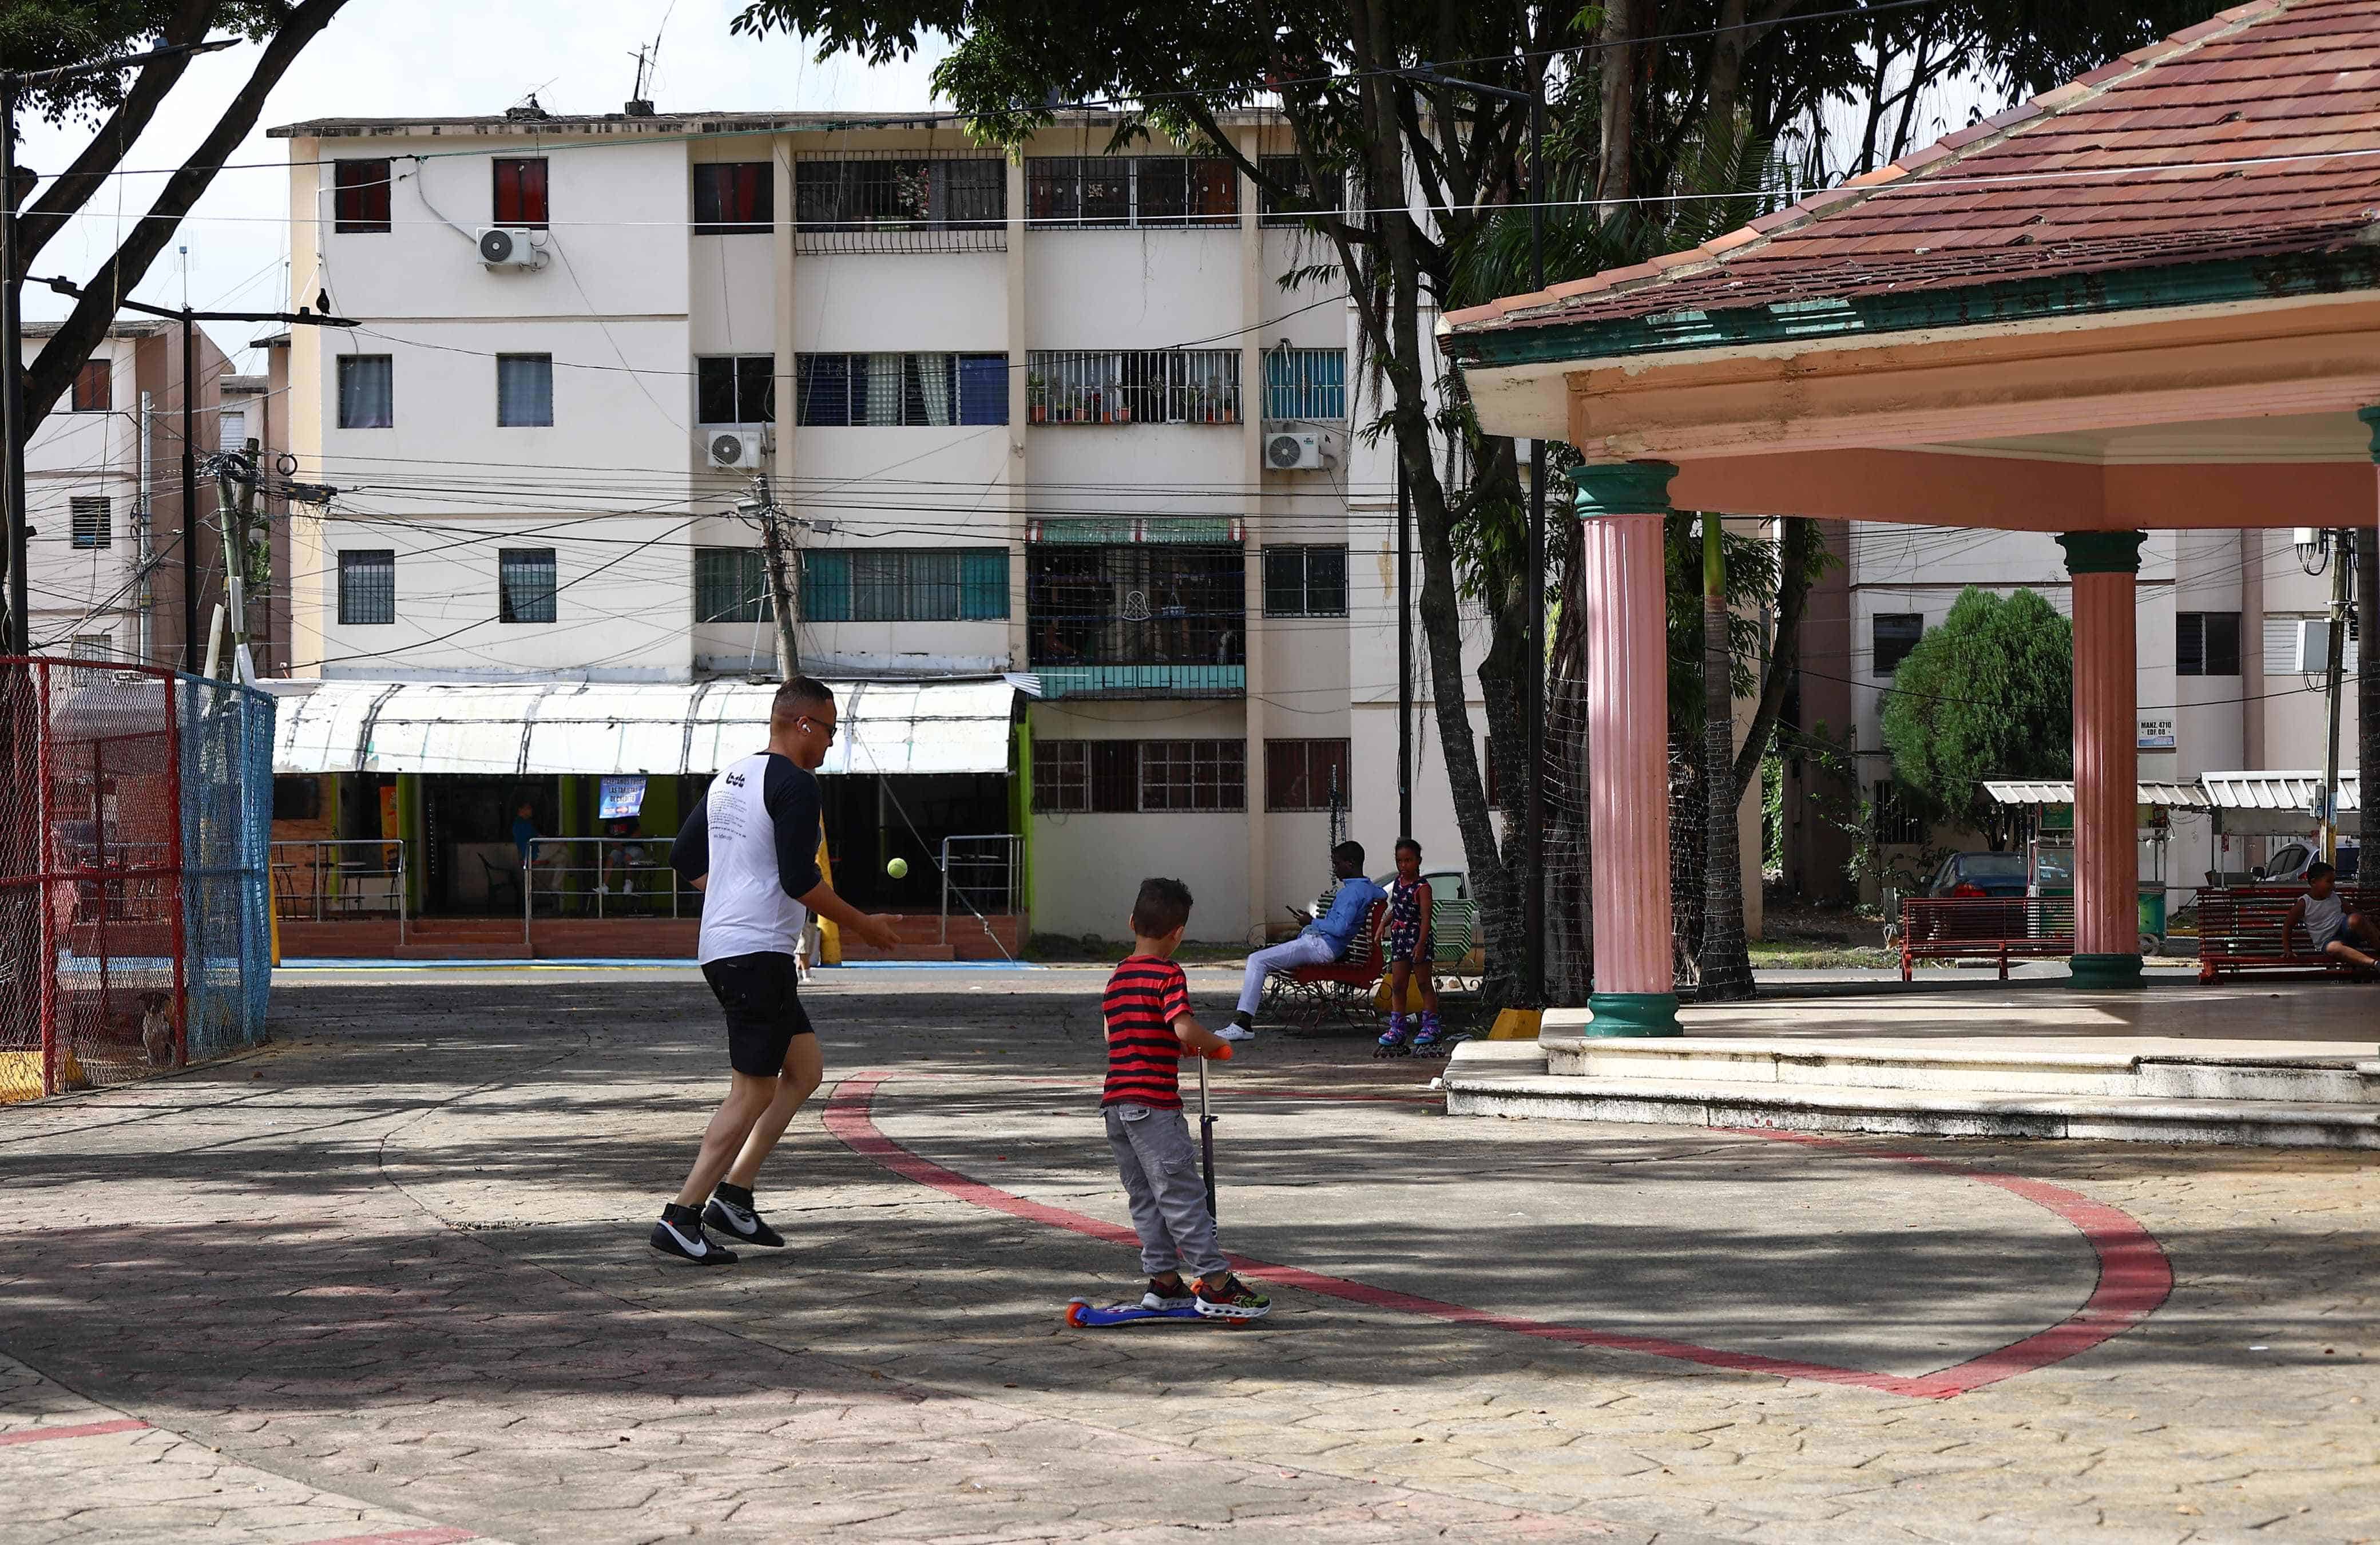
[650,676,899,1265]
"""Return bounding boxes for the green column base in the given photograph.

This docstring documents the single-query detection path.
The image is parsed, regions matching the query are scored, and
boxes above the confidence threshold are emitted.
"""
[2068,952,2144,989]
[1584,992,1683,1037]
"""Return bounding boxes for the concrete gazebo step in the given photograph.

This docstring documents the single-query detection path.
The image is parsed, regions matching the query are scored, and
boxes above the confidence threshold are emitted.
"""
[1531,1031,2380,1106]
[1441,1044,2380,1149]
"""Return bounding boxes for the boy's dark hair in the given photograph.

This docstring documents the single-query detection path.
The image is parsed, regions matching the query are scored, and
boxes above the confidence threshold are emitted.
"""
[2307,860,2336,883]
[1332,840,1366,869]
[1130,877,1194,938]
[1394,836,1422,859]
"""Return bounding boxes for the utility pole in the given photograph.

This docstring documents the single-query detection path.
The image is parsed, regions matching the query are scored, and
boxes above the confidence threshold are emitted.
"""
[2320,526,2351,863]
[1397,454,1413,841]
[748,474,801,678]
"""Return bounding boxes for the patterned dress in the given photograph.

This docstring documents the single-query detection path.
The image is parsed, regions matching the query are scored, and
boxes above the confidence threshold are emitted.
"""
[1384,875,1432,965]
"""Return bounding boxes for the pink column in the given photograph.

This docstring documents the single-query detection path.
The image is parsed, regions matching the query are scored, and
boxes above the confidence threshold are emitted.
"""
[1576,462,1679,1035]
[2058,532,2146,989]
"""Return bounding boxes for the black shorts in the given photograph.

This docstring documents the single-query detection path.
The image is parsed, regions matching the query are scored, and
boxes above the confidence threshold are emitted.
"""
[701,951,815,1076]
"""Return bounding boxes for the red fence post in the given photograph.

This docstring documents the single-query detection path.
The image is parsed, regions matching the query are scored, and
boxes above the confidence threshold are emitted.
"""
[165,671,187,1066]
[35,662,55,1096]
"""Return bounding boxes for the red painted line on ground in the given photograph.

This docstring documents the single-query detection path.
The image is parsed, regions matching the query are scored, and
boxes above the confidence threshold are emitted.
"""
[826,1072,2173,1403]
[0,1419,149,1446]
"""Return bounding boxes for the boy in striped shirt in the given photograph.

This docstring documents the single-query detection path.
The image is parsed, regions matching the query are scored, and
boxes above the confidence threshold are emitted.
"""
[1103,878,1271,1320]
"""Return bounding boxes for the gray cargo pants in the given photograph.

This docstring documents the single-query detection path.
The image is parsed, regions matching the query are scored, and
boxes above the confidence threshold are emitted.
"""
[1104,1102,1228,1279]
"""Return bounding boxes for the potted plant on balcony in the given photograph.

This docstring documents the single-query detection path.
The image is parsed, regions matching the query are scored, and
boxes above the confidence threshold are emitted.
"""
[1028,373,1048,424]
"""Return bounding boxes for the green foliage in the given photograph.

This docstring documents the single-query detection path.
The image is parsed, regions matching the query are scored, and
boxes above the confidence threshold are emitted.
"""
[1663,512,1774,734]
[0,3,283,127]
[1878,588,2073,844]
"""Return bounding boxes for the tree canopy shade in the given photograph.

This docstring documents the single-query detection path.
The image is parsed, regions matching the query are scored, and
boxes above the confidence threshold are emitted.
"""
[1878,588,2074,847]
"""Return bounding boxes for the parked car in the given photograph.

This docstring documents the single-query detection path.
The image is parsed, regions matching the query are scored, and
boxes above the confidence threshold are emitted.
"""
[2255,840,2361,886]
[1923,851,2030,898]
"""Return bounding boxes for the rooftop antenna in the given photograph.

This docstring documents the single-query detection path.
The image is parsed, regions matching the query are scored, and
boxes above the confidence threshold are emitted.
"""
[626,45,655,116]
[627,0,676,116]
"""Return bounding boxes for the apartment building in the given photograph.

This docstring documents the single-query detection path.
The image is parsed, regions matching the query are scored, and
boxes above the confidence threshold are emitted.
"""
[267,107,1494,942]
[22,319,237,669]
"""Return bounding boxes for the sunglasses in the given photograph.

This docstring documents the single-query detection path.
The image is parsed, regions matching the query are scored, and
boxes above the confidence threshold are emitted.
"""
[799,715,839,742]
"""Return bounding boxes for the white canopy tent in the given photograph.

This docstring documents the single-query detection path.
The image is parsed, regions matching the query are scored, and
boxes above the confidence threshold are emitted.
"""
[2198,771,2362,839]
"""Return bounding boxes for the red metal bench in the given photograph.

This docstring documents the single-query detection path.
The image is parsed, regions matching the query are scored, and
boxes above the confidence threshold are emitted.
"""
[2195,885,2374,983]
[1899,894,2074,982]
[1264,900,1390,1028]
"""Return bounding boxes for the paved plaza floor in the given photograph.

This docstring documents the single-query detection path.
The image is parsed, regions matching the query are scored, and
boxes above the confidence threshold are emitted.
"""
[2,965,2375,1543]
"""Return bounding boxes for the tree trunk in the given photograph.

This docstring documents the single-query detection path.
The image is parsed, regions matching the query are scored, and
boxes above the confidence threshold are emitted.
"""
[1730,517,1817,803]
[1700,516,1755,999]
[2362,527,2378,871]
[1545,517,1594,1005]
[1596,0,1639,212]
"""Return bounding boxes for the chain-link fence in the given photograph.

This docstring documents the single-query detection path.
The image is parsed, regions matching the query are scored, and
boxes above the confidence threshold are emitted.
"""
[0,657,274,1102]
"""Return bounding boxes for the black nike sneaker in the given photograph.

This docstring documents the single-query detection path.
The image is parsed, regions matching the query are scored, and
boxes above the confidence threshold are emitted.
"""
[649,1202,737,1265]
[703,1184,786,1248]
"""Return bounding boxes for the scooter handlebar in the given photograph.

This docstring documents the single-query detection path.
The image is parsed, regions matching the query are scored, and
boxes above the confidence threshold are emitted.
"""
[1205,1043,1233,1061]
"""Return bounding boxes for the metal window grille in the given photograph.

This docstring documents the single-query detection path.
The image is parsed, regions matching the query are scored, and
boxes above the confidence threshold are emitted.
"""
[1032,739,1090,813]
[794,152,1006,253]
[495,354,553,427]
[1259,154,1335,226]
[70,359,110,413]
[792,353,1005,427]
[1263,348,1346,420]
[1265,738,1349,811]
[70,497,112,550]
[801,548,1009,623]
[498,548,557,624]
[1028,544,1245,670]
[1262,545,1346,617]
[1025,157,1237,228]
[694,548,772,624]
[1871,612,1923,675]
[338,550,395,626]
[69,633,113,660]
[693,162,773,233]
[1026,350,1240,425]
[337,355,393,429]
[1874,781,1926,845]
[1140,739,1245,812]
[333,159,392,232]
[696,355,775,425]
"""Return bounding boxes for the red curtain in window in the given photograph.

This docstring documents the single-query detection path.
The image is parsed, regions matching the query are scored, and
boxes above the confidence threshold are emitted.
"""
[494,159,549,227]
[720,164,765,224]
[333,160,391,231]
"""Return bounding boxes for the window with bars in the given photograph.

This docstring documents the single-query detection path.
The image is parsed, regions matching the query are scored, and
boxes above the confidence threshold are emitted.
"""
[695,355,775,425]
[794,157,1005,250]
[1024,157,1237,227]
[334,159,392,232]
[70,497,111,550]
[1262,545,1347,617]
[1872,612,1923,675]
[1874,781,1927,845]
[794,353,1007,427]
[1026,350,1240,425]
[2176,611,2242,677]
[496,354,553,426]
[693,163,773,233]
[498,548,557,624]
[1030,739,1245,813]
[1027,544,1244,668]
[694,548,774,624]
[338,355,392,428]
[338,549,395,626]
[802,548,1009,622]
[1266,738,1350,811]
[69,633,113,660]
[70,359,110,413]
[1263,347,1346,420]
[493,157,548,227]
[1260,154,1334,226]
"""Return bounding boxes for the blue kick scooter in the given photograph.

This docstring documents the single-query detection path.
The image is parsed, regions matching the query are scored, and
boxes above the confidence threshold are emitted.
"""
[1065,1047,1249,1328]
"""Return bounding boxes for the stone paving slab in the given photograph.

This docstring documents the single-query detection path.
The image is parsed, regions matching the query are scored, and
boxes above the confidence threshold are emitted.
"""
[1,969,2375,1544]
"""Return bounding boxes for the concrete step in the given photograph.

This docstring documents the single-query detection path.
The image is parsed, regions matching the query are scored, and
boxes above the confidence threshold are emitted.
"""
[1443,1043,2380,1149]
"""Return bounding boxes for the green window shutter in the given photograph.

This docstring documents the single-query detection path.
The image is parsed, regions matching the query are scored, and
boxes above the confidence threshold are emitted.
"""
[802,550,851,622]
[960,549,1010,619]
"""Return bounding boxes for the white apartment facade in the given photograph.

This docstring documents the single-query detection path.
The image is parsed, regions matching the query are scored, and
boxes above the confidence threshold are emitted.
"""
[270,108,1497,942]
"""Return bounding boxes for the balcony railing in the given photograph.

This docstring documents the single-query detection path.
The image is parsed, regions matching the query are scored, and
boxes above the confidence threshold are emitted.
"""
[1026,350,1241,425]
[1026,540,1245,698]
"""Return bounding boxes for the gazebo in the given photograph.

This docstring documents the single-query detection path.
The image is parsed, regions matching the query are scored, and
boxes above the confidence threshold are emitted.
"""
[1443,0,2380,1035]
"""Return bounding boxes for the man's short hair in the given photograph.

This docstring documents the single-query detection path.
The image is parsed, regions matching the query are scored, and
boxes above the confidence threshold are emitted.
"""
[1332,840,1365,870]
[1130,877,1193,938]
[771,675,836,723]
[2307,860,2336,883]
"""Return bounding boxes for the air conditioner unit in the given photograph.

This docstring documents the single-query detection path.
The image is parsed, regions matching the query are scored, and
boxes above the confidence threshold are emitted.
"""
[1264,428,1329,470]
[707,430,764,470]
[477,227,547,268]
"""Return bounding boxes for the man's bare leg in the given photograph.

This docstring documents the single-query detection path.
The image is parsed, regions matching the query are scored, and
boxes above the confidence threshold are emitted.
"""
[673,1073,778,1210]
[724,1035,824,1191]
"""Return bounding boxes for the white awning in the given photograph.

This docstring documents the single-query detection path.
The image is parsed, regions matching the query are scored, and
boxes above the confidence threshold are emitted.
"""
[269,678,1018,778]
[1982,779,2210,809]
[2199,770,2361,837]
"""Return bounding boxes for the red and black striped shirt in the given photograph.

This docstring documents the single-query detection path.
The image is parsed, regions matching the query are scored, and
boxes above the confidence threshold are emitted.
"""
[1102,954,1191,1109]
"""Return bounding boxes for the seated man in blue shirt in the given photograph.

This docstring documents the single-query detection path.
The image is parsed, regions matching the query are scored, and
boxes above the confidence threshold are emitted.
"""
[1220,841,1386,1043]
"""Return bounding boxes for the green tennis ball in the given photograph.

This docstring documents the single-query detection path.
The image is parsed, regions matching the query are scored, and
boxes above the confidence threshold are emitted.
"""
[886,857,909,879]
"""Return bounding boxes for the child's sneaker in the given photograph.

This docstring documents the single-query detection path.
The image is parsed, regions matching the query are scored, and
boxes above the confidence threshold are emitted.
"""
[1195,1273,1271,1321]
[1142,1273,1196,1312]
[1375,1013,1410,1057]
[1409,1013,1450,1056]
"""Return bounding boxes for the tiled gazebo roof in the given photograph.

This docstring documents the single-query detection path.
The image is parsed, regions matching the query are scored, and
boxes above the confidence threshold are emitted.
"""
[1443,0,2380,348]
